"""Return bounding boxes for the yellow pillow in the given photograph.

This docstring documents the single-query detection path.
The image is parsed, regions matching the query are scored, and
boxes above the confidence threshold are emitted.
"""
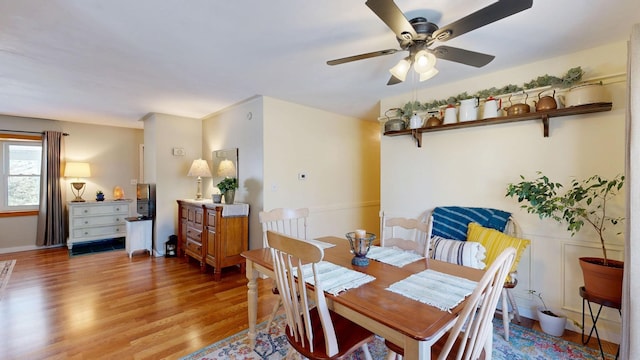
[466,222,530,282]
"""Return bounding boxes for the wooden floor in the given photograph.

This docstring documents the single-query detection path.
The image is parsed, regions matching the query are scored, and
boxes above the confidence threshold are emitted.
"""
[0,247,617,359]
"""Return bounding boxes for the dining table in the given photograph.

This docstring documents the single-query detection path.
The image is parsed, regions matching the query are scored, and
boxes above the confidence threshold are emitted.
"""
[241,235,486,360]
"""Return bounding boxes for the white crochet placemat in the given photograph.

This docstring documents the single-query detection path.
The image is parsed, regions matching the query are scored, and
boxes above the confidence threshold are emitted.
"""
[386,269,477,312]
[296,261,375,296]
[367,246,425,267]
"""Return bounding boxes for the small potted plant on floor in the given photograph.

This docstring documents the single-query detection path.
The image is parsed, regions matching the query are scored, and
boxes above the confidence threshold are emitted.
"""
[506,172,625,302]
[216,177,238,204]
[529,290,567,336]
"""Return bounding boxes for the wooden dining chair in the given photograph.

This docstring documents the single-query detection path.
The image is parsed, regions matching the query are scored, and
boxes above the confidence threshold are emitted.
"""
[380,211,432,256]
[267,230,374,360]
[259,207,310,330]
[385,247,517,360]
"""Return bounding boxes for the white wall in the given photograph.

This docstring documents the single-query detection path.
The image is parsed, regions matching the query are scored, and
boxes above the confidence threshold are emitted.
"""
[202,96,381,251]
[262,97,381,241]
[379,41,627,342]
[143,113,201,255]
[0,116,142,253]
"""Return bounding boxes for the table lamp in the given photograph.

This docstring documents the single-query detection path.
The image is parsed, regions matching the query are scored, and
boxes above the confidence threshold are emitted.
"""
[187,159,212,200]
[64,162,91,202]
[217,159,236,178]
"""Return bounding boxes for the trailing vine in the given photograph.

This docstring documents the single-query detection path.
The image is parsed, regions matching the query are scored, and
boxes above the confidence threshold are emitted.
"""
[399,66,584,116]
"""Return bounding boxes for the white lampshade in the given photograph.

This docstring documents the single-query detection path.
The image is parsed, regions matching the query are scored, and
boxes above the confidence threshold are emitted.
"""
[217,159,236,178]
[187,159,212,177]
[64,162,91,178]
[419,67,439,82]
[389,58,411,82]
[187,159,211,200]
[413,50,437,74]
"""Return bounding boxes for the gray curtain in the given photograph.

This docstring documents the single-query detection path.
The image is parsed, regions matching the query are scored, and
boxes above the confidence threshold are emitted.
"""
[36,131,65,246]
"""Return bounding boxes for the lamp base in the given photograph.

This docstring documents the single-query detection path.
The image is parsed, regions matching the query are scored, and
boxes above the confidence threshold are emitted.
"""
[71,182,86,202]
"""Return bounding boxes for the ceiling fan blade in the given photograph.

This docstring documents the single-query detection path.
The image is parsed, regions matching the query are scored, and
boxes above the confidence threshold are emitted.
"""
[432,0,533,42]
[366,0,417,41]
[326,49,399,66]
[386,75,403,85]
[431,46,495,67]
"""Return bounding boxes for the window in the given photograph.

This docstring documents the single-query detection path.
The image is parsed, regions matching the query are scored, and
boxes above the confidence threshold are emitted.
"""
[1,137,42,211]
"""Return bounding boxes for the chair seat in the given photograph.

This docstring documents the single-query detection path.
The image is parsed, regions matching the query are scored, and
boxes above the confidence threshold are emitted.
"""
[287,307,374,360]
[384,335,487,360]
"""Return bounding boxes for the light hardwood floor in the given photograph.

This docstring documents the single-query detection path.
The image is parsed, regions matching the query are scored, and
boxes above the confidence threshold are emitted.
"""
[0,247,617,359]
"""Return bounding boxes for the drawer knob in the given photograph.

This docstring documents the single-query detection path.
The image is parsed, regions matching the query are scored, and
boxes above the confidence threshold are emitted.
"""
[84,209,88,213]
[116,218,120,221]
[84,221,89,225]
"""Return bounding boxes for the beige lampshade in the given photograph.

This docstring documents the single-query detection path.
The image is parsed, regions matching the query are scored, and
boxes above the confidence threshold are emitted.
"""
[64,162,91,178]
[187,159,212,177]
[217,159,236,178]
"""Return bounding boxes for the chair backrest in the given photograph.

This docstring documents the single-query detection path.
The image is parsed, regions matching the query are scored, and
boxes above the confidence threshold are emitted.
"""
[267,230,339,357]
[259,208,309,248]
[380,211,432,256]
[438,247,517,360]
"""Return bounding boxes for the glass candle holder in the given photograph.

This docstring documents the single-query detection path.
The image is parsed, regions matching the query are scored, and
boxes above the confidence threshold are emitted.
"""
[345,232,376,266]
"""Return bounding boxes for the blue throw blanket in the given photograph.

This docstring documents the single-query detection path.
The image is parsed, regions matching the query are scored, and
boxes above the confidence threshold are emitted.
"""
[431,206,511,240]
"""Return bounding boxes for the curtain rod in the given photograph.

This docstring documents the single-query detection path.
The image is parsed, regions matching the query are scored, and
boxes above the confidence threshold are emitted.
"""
[0,129,69,136]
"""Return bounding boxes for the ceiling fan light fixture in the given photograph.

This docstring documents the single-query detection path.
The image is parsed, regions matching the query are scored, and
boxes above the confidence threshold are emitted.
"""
[419,67,439,82]
[389,58,411,82]
[413,50,436,74]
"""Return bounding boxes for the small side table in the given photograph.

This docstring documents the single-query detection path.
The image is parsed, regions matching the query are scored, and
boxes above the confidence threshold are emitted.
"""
[579,286,621,360]
[125,217,153,258]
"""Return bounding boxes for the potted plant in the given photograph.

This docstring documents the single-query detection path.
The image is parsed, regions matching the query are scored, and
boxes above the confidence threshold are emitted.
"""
[529,290,567,336]
[96,190,105,201]
[216,177,238,204]
[506,172,625,302]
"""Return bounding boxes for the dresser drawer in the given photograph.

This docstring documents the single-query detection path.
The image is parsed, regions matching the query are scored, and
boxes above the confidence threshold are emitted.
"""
[188,207,204,226]
[71,215,125,228]
[186,226,202,242]
[186,238,202,254]
[71,225,124,239]
[72,204,129,216]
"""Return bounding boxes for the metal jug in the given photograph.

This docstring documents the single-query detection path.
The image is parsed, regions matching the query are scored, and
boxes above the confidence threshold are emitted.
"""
[459,97,479,122]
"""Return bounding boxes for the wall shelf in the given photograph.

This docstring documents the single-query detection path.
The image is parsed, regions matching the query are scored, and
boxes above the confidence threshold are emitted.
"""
[383,102,613,148]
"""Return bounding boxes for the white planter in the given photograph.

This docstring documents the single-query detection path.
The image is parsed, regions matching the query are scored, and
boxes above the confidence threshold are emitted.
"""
[537,307,567,336]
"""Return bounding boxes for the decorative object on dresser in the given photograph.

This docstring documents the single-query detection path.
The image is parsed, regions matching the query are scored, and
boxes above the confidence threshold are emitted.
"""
[177,199,249,281]
[216,177,238,204]
[95,190,105,201]
[113,185,125,200]
[64,162,91,202]
[187,159,212,200]
[66,199,132,250]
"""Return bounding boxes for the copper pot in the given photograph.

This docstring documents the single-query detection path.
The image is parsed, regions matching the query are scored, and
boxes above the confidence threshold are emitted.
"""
[505,93,531,116]
[425,112,443,127]
[535,90,557,111]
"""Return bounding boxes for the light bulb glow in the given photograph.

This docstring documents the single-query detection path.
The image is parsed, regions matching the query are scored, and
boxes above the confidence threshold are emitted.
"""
[389,59,411,81]
[419,67,439,82]
[413,50,437,74]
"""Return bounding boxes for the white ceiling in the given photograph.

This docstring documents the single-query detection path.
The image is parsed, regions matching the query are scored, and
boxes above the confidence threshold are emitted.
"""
[1,0,639,129]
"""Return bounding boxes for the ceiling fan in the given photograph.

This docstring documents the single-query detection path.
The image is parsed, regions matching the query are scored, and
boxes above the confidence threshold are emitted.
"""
[327,0,533,85]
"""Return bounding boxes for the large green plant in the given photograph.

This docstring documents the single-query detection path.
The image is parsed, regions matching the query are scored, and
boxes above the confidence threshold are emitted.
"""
[505,172,624,265]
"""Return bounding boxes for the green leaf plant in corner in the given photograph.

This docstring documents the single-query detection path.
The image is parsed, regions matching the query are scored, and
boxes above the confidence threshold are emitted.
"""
[505,172,624,266]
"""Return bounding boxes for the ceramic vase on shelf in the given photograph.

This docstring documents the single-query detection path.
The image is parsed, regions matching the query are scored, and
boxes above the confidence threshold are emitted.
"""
[223,190,235,204]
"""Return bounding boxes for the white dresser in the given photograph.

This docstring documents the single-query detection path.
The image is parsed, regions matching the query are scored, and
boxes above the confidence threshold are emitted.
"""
[66,200,132,249]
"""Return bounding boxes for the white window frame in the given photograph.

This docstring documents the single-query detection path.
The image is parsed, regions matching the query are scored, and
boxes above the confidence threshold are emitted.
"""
[1,137,42,212]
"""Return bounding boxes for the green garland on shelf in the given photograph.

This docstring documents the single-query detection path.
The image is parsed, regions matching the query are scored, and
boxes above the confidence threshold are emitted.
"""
[399,66,584,116]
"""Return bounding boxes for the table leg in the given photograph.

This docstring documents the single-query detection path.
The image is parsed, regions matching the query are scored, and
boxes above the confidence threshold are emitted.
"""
[246,260,258,348]
[404,338,430,360]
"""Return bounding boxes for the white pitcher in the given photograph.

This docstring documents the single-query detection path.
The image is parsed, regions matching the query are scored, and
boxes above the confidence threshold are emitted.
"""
[443,104,457,125]
[482,96,502,119]
[459,98,479,122]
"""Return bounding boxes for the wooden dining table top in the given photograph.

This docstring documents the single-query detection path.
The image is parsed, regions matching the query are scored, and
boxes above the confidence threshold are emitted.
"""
[241,235,485,341]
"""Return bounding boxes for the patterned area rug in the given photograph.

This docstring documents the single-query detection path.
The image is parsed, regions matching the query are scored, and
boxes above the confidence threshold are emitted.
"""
[0,259,16,300]
[181,315,615,360]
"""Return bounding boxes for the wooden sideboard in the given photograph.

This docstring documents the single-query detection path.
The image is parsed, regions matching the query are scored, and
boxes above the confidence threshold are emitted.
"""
[177,200,249,280]
[66,199,132,249]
